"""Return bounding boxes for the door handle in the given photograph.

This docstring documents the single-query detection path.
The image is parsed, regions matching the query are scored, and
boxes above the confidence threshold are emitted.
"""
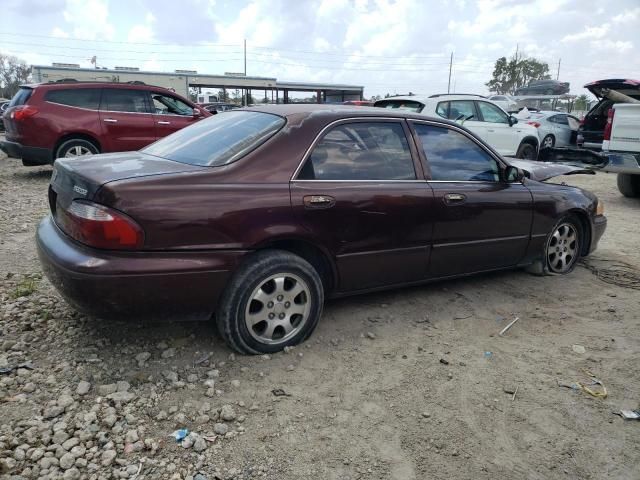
[487,129,495,132]
[303,195,335,209]
[444,193,466,205]
[103,118,118,123]
[157,121,171,125]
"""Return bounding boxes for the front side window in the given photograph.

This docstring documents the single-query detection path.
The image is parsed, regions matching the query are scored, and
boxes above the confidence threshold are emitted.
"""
[102,89,149,113]
[151,93,193,116]
[142,111,284,167]
[45,88,101,110]
[414,124,499,182]
[477,101,508,124]
[298,122,416,181]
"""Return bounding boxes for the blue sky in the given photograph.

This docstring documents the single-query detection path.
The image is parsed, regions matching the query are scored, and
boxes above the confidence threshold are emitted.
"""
[2,0,639,98]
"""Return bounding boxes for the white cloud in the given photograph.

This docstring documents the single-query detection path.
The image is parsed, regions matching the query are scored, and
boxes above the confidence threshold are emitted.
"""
[612,7,640,23]
[128,12,156,43]
[51,27,69,38]
[62,0,114,40]
[561,24,610,42]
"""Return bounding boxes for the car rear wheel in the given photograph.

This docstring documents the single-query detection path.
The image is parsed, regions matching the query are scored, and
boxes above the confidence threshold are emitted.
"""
[216,250,324,354]
[545,216,581,274]
[56,138,99,159]
[541,134,555,149]
[617,173,640,198]
[516,143,537,160]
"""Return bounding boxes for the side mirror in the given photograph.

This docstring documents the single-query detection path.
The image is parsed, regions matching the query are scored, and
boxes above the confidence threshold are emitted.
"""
[505,165,525,182]
[192,108,202,117]
[508,115,518,126]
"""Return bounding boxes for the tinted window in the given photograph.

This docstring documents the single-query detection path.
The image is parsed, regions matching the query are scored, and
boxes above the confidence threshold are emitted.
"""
[550,114,569,125]
[477,101,508,123]
[436,102,448,118]
[142,111,284,167]
[298,122,416,181]
[151,93,192,115]
[414,124,499,182]
[374,100,424,113]
[446,100,475,120]
[9,88,33,107]
[102,89,149,113]
[45,88,101,110]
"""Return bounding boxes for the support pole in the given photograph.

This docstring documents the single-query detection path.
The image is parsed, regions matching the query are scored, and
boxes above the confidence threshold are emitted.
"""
[447,52,453,94]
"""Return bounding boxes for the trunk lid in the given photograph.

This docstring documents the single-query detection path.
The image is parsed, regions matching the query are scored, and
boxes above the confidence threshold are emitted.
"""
[584,79,640,100]
[49,151,205,211]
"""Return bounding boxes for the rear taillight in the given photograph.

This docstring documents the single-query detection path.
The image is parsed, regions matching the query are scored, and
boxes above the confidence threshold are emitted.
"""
[56,201,144,250]
[603,108,614,141]
[527,121,541,128]
[11,105,38,121]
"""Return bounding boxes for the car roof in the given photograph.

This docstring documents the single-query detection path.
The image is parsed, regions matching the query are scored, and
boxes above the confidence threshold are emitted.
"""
[375,94,487,103]
[22,82,181,94]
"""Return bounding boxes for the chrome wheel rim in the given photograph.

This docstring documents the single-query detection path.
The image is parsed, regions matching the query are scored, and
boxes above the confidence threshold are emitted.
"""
[547,223,578,273]
[543,136,554,148]
[65,145,92,157]
[245,273,311,345]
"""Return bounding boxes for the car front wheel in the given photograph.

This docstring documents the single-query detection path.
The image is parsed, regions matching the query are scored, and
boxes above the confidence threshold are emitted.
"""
[516,142,537,160]
[216,250,324,354]
[545,217,581,274]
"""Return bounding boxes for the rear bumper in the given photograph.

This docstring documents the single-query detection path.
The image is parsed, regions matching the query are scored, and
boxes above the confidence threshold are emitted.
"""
[36,216,246,321]
[539,147,640,175]
[0,139,52,165]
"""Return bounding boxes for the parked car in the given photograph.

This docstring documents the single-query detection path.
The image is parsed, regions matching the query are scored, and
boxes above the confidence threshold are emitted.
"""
[515,80,570,96]
[577,79,640,150]
[0,82,210,166]
[521,111,581,148]
[200,102,239,114]
[37,105,606,354]
[487,94,518,112]
[374,94,540,158]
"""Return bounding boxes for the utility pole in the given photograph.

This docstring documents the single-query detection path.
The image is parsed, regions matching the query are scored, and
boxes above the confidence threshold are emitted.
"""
[447,52,453,94]
[243,39,247,106]
[556,58,561,80]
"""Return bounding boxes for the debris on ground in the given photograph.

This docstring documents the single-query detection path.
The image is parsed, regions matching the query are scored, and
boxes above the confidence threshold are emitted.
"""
[619,409,640,420]
[498,317,520,336]
[272,388,291,397]
[170,428,189,443]
[439,358,449,365]
[572,344,586,354]
[557,371,607,398]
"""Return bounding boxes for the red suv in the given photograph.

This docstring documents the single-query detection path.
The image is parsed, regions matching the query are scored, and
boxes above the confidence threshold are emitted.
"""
[1,82,210,166]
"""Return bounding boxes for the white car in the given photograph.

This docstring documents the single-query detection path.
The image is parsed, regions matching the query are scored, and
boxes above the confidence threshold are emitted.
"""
[487,94,519,112]
[374,94,540,159]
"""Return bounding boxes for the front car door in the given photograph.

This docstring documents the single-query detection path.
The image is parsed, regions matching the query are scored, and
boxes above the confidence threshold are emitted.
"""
[475,100,519,156]
[99,88,155,152]
[410,120,533,278]
[151,92,200,139]
[290,119,436,292]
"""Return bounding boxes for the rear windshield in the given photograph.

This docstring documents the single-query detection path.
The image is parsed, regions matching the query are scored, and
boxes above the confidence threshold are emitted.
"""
[9,88,33,107]
[142,111,285,167]
[374,100,424,113]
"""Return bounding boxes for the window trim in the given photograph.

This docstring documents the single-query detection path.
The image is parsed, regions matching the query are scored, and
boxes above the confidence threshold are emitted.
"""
[437,99,480,122]
[291,117,425,182]
[408,119,520,184]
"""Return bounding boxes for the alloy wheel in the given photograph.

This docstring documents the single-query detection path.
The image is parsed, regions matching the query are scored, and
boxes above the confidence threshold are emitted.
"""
[546,223,578,273]
[65,146,93,157]
[543,136,554,148]
[245,273,311,345]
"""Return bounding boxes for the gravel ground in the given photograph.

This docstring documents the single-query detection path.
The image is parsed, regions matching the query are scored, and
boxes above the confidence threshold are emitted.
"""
[0,143,639,480]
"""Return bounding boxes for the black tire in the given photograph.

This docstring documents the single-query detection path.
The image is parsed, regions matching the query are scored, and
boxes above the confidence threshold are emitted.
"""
[216,250,324,354]
[545,89,554,95]
[528,215,582,276]
[55,138,99,159]
[617,173,640,198]
[516,142,537,160]
[541,134,555,149]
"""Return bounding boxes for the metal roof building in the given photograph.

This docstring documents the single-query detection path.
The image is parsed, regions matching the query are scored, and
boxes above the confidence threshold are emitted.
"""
[31,65,364,104]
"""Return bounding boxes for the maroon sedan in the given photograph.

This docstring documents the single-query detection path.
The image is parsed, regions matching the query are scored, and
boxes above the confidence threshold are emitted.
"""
[37,105,607,354]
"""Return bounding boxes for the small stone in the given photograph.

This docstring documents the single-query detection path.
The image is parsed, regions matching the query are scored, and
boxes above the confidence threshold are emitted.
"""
[30,448,45,461]
[63,467,81,480]
[193,435,207,452]
[161,348,176,359]
[187,374,199,383]
[60,452,75,469]
[220,405,237,421]
[286,364,295,371]
[157,341,168,349]
[106,391,136,403]
[43,405,65,419]
[182,434,194,449]
[206,369,219,378]
[213,423,228,435]
[572,344,586,354]
[116,381,130,392]
[76,381,91,396]
[163,370,179,382]
[366,332,376,339]
[57,394,75,409]
[103,414,118,427]
[97,384,118,396]
[13,448,26,461]
[101,449,117,466]
[22,382,36,393]
[135,352,151,364]
[607,305,616,313]
[421,412,431,418]
[205,388,215,397]
[53,430,70,444]
[230,379,240,388]
[283,346,294,354]
[125,429,139,444]
[62,437,79,450]
[194,474,209,480]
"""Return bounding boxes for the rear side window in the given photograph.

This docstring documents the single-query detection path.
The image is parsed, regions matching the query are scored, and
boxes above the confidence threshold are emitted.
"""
[298,122,416,181]
[9,88,33,107]
[414,124,499,182]
[374,100,424,113]
[45,88,101,110]
[101,89,150,113]
[142,111,284,167]
[550,115,569,125]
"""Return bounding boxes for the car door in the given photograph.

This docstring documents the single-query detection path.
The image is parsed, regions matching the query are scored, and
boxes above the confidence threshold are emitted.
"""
[99,88,155,152]
[150,92,200,139]
[290,119,436,292]
[410,120,533,278]
[436,100,489,144]
[475,100,519,156]
[548,114,573,147]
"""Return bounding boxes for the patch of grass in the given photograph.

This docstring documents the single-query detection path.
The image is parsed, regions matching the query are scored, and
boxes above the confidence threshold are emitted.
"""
[11,274,41,299]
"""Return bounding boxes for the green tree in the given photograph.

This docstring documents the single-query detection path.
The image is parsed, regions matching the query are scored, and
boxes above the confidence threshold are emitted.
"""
[486,54,551,95]
[0,53,30,99]
[574,94,589,111]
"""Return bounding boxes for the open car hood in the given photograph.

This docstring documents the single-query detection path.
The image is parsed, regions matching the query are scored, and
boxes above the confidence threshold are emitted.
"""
[507,159,595,182]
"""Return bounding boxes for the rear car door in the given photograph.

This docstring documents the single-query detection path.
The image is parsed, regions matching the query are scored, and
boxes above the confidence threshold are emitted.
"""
[548,114,573,147]
[475,100,519,156]
[99,88,155,152]
[150,92,200,139]
[410,121,533,278]
[290,119,436,292]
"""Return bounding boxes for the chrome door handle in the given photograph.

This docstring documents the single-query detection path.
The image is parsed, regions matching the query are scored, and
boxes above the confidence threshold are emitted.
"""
[157,121,171,125]
[303,195,336,209]
[444,193,466,205]
[103,118,118,123]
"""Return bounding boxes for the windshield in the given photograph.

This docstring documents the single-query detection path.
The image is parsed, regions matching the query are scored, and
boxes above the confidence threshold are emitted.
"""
[142,111,285,167]
[374,100,424,113]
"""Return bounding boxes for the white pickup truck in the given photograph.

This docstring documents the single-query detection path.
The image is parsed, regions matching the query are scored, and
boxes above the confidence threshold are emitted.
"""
[602,103,640,197]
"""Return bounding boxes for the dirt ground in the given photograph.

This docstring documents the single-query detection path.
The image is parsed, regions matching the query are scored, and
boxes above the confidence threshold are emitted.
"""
[0,141,639,480]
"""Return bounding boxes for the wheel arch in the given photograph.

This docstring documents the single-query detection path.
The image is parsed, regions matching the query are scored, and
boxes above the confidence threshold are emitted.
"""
[567,208,592,256]
[54,133,102,158]
[519,135,539,150]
